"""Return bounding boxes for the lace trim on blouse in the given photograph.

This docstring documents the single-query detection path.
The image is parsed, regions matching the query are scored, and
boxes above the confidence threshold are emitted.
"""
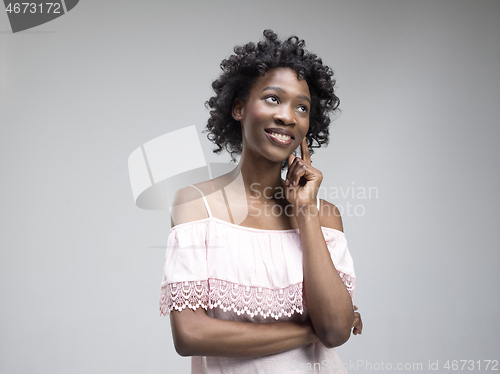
[160,271,355,320]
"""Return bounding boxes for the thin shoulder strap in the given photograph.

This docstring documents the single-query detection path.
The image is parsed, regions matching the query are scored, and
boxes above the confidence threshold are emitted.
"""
[316,196,320,210]
[189,185,213,218]
[209,180,234,224]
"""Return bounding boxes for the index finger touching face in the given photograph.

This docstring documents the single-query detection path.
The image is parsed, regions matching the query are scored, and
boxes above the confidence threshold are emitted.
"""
[288,152,296,169]
[300,137,311,165]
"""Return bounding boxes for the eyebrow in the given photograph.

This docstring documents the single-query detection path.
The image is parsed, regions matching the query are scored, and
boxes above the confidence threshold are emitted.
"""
[262,86,311,104]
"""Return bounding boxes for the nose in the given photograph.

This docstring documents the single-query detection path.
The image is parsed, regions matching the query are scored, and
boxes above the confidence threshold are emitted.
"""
[273,104,296,126]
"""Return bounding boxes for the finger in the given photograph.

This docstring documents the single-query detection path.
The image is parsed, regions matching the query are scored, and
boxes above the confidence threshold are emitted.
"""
[353,305,358,311]
[354,313,363,334]
[285,154,296,186]
[285,156,300,187]
[300,137,311,166]
[288,153,296,169]
[351,315,360,328]
[289,157,307,187]
[352,317,360,334]
[355,324,363,334]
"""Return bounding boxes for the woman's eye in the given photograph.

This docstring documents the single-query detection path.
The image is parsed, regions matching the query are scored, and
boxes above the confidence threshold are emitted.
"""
[298,105,308,113]
[265,96,279,104]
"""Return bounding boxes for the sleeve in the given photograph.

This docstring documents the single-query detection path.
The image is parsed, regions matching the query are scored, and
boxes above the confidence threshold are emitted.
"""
[159,223,209,316]
[323,229,356,300]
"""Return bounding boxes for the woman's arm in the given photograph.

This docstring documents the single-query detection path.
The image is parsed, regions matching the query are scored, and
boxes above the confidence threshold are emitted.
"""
[285,139,355,348]
[167,185,319,358]
[295,203,354,348]
[170,307,319,358]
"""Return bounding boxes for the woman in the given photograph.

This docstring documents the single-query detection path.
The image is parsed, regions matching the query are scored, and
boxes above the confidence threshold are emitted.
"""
[160,30,362,373]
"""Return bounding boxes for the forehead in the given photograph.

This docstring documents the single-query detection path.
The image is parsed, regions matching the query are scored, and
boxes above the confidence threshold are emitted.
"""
[250,67,310,98]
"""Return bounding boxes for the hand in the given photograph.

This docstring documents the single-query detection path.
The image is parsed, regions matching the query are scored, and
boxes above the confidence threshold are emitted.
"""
[352,305,363,335]
[284,137,323,212]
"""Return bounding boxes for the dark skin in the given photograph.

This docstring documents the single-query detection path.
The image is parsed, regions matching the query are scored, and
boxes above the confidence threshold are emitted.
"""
[169,68,362,358]
[285,136,363,344]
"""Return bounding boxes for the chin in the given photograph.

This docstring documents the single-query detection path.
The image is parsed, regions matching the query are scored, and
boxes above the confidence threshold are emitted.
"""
[264,150,293,164]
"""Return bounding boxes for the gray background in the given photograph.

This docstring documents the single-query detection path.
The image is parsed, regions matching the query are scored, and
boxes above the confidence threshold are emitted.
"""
[1,0,499,373]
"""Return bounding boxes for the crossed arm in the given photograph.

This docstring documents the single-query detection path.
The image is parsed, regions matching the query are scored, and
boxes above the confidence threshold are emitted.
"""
[169,205,360,358]
[168,181,361,358]
[170,308,319,358]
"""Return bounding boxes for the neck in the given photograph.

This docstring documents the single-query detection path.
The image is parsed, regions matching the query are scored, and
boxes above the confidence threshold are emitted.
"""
[230,151,286,200]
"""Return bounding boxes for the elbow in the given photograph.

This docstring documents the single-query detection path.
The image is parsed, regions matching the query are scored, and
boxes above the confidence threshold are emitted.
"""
[171,315,205,357]
[320,308,355,348]
[173,340,192,357]
[172,330,194,357]
[319,327,351,348]
[317,314,354,348]
[173,321,209,357]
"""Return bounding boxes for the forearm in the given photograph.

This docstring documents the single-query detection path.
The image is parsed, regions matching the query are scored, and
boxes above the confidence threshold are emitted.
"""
[297,205,354,347]
[170,308,318,358]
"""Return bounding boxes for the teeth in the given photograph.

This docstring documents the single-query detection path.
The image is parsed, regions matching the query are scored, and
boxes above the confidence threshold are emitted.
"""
[270,132,291,141]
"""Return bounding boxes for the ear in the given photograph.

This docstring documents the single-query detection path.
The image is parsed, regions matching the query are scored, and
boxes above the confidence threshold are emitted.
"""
[232,98,244,121]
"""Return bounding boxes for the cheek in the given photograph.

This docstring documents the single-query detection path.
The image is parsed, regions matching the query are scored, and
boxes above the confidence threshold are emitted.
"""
[300,122,310,138]
[294,124,309,145]
[246,105,268,123]
[242,107,264,138]
[243,107,269,137]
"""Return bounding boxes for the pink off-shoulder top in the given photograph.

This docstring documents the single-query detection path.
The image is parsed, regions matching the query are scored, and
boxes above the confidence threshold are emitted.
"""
[160,185,356,374]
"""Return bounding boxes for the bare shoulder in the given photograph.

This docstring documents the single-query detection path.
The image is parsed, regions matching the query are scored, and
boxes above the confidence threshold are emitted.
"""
[318,199,344,232]
[170,184,210,227]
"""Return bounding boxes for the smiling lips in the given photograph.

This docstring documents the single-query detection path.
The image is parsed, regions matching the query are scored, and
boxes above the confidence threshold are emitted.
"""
[265,128,294,146]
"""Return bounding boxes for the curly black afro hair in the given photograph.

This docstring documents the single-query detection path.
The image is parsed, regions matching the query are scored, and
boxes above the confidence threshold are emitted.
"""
[204,29,340,164]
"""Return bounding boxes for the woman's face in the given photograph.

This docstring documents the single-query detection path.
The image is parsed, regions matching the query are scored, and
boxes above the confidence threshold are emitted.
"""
[233,67,311,164]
